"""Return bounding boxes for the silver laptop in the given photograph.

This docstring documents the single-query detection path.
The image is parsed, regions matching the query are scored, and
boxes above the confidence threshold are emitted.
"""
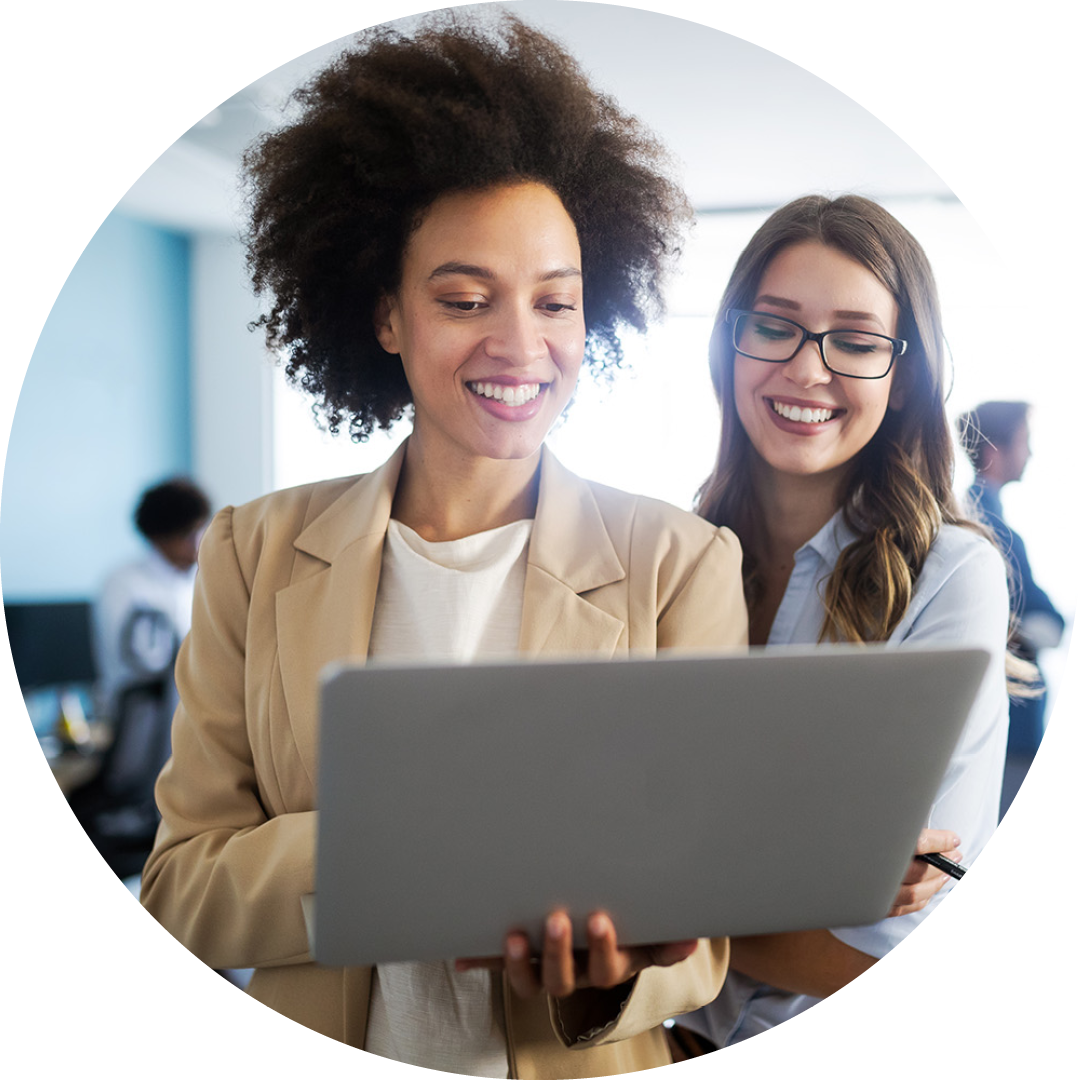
[312,645,988,966]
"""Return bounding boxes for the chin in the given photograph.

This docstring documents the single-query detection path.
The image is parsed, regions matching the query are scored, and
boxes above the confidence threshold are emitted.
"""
[481,424,558,463]
[489,443,548,463]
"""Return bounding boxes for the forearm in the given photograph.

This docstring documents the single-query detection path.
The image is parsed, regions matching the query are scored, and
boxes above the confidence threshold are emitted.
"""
[140,506,316,970]
[729,930,875,999]
[142,802,317,970]
[140,685,319,971]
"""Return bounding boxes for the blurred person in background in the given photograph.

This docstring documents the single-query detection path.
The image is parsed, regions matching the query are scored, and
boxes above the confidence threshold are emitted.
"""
[93,477,210,722]
[959,400,1065,815]
[77,477,210,880]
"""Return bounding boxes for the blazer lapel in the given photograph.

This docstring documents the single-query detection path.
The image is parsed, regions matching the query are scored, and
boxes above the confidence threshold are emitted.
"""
[275,442,623,782]
[276,444,406,785]
[519,447,627,658]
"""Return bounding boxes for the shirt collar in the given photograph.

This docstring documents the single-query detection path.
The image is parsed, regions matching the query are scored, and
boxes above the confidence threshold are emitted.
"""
[799,509,857,567]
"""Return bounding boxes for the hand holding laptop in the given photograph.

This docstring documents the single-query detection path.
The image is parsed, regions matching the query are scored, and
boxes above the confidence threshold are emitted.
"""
[456,909,698,998]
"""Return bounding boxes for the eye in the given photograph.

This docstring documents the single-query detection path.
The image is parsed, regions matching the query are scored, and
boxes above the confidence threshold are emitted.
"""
[538,302,578,314]
[751,317,796,341]
[439,299,487,313]
[829,332,889,355]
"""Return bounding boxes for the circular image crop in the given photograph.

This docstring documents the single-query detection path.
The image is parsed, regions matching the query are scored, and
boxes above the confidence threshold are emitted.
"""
[4,2,1075,1076]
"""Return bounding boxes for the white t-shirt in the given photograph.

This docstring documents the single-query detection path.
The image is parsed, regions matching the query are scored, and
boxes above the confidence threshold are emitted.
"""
[363,517,532,1078]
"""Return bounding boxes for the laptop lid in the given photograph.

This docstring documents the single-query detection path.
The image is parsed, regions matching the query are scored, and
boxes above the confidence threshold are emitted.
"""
[313,644,988,966]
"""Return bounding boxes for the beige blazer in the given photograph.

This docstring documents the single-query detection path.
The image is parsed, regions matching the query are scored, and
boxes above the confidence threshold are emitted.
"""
[141,444,747,1079]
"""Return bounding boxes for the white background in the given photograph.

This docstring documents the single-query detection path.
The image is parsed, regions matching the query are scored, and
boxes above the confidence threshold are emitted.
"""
[3,1,1077,1077]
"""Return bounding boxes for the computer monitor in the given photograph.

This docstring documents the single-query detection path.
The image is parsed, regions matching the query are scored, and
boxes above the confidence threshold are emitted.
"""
[4,600,98,690]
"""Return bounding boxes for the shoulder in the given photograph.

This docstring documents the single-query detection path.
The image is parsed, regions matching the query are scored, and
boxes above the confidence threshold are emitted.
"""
[229,475,362,539]
[923,523,1006,584]
[582,480,745,645]
[905,524,1009,637]
[200,475,365,582]
[567,478,747,649]
[101,555,146,586]
[584,476,742,562]
[99,554,157,599]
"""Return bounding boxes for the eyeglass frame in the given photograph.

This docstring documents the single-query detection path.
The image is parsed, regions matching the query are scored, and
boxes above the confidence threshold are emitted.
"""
[724,308,907,380]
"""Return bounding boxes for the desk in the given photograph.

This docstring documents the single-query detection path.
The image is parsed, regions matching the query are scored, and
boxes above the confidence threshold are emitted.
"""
[42,724,111,797]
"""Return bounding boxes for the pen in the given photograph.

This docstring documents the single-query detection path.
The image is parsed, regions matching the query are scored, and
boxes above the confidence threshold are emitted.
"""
[917,852,967,880]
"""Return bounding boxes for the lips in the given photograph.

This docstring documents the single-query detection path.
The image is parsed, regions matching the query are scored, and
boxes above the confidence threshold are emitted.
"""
[769,399,839,425]
[466,381,543,408]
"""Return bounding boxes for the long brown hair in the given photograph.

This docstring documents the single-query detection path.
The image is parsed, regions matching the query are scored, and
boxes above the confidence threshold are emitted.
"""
[696,195,970,644]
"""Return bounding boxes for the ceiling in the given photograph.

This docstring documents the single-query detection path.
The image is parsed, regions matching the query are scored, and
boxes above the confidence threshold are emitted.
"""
[117,1,951,234]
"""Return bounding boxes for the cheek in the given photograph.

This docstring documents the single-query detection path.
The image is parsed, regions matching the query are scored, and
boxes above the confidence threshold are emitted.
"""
[848,388,893,444]
[399,322,467,387]
[552,324,586,379]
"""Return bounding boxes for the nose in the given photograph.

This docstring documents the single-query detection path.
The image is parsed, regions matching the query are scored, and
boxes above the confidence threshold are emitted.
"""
[484,300,548,367]
[783,337,832,387]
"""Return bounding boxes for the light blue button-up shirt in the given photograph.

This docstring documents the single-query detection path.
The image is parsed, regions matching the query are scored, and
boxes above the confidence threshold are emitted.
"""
[680,513,1010,1047]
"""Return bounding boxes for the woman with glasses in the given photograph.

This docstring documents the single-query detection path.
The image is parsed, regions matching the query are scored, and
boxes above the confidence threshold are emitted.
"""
[671,195,1011,1051]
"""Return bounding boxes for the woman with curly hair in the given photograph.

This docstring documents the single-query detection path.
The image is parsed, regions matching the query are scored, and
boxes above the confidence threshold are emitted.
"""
[140,12,746,1077]
[672,195,1010,1051]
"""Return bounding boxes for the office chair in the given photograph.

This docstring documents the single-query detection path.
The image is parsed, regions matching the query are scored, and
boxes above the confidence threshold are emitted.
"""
[68,676,173,880]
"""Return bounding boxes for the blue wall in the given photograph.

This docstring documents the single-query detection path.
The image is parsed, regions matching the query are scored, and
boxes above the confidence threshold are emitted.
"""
[1,213,191,600]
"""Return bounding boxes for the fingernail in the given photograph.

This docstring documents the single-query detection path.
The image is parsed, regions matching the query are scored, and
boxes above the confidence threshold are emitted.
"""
[546,914,565,939]
[508,937,527,960]
[589,914,606,937]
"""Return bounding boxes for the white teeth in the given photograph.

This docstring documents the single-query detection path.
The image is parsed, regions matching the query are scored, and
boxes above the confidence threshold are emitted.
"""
[772,401,835,424]
[467,382,542,407]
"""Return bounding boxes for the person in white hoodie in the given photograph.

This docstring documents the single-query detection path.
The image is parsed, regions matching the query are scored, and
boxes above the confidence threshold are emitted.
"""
[94,477,209,722]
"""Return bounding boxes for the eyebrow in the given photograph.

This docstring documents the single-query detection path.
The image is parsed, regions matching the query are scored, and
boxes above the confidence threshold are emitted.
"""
[754,294,800,311]
[428,262,582,283]
[755,295,886,328]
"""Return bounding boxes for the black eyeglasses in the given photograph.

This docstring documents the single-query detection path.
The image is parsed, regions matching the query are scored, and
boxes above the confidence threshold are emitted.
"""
[726,309,906,380]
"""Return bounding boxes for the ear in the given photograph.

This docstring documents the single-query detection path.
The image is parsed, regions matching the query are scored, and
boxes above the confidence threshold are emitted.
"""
[373,294,401,355]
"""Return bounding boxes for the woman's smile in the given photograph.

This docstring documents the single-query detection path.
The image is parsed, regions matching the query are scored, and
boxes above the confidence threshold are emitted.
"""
[766,397,844,428]
[466,379,546,412]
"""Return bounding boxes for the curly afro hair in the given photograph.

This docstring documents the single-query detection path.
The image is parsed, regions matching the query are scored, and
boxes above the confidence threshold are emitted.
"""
[243,11,691,440]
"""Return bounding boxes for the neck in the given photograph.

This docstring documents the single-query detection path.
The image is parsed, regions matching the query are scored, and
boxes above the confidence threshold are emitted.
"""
[751,456,846,569]
[150,545,192,574]
[392,435,542,542]
[743,457,846,646]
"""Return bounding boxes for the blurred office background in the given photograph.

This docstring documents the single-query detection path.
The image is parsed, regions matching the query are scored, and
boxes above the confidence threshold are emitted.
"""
[2,3,1073,818]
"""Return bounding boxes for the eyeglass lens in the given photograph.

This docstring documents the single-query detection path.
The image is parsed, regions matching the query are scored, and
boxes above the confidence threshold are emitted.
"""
[733,312,894,378]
